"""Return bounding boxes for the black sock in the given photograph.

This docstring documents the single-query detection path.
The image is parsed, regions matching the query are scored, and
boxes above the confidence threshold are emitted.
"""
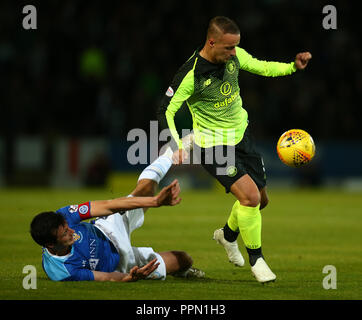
[223,223,239,242]
[246,247,264,266]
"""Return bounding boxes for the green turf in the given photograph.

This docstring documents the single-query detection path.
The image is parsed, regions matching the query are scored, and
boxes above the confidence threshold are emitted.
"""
[0,186,361,300]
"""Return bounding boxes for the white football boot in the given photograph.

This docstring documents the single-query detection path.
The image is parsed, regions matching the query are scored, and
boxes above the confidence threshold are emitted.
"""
[251,257,276,283]
[213,228,245,267]
[184,267,205,279]
[173,267,205,279]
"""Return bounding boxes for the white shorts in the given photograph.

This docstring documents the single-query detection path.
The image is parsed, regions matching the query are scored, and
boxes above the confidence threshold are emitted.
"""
[94,201,166,280]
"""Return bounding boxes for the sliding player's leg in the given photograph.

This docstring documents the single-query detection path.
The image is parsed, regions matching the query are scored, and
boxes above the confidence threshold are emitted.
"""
[130,132,195,204]
[127,132,204,279]
[159,251,205,279]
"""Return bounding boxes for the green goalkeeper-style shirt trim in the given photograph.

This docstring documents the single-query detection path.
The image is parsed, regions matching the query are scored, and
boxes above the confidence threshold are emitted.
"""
[158,47,297,149]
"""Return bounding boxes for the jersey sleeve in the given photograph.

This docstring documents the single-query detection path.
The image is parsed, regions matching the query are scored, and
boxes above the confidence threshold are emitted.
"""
[157,54,197,150]
[56,202,91,226]
[236,47,297,77]
[42,249,95,281]
[64,269,94,281]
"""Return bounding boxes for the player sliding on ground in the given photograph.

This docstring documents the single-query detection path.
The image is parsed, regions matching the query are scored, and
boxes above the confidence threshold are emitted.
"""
[157,16,312,283]
[30,137,204,282]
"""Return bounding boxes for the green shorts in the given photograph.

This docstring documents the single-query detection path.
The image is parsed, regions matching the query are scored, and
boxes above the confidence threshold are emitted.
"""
[195,126,267,193]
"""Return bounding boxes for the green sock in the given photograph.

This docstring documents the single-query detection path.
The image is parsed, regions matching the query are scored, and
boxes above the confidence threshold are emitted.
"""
[226,200,240,233]
[228,200,261,250]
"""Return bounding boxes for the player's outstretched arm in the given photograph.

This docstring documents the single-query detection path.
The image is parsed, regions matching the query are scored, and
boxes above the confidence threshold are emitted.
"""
[89,179,181,218]
[154,179,181,207]
[92,259,160,282]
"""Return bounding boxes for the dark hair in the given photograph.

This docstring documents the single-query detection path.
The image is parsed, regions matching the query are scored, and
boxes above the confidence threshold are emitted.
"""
[207,16,240,38]
[30,211,66,247]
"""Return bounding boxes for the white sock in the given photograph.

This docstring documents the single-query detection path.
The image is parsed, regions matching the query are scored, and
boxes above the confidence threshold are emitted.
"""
[140,132,193,184]
[162,146,174,160]
[138,155,172,184]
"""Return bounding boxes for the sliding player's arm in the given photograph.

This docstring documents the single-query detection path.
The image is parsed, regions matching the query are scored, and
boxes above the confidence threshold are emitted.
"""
[89,179,181,218]
[92,258,160,282]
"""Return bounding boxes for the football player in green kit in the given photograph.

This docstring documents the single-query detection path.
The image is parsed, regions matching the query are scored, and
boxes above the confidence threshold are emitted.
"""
[157,16,312,283]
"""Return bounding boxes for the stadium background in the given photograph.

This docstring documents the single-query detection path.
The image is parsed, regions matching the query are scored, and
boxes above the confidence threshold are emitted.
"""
[0,0,361,190]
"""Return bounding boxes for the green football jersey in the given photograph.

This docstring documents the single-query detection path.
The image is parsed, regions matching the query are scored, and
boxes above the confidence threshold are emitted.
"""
[158,47,296,149]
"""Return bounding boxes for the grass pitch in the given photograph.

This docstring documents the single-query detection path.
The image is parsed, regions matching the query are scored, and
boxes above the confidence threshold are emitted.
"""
[0,183,361,300]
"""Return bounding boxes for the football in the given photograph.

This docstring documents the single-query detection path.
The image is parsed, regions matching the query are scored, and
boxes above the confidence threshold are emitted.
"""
[276,129,315,167]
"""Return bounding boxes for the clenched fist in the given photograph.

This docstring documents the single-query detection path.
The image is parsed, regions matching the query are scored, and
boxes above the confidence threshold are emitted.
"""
[295,52,312,70]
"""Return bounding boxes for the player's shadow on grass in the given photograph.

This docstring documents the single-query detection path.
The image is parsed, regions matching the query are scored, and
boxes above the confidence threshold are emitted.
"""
[171,276,256,284]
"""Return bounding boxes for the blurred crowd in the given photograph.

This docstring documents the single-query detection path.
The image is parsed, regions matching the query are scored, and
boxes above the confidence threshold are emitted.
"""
[1,0,361,141]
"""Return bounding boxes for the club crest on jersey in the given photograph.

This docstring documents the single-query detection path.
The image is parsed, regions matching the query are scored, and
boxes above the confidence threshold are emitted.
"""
[226,60,236,74]
[79,205,89,215]
[73,231,83,243]
[165,86,174,97]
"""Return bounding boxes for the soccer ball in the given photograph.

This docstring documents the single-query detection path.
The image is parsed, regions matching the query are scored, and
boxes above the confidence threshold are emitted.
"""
[276,129,315,167]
